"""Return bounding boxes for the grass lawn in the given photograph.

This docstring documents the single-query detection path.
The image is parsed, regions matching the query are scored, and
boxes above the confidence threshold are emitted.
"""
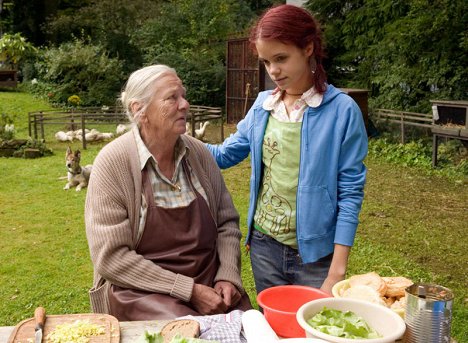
[0,91,467,342]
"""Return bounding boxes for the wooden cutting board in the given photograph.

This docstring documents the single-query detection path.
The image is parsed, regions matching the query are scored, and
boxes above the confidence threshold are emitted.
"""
[7,313,119,343]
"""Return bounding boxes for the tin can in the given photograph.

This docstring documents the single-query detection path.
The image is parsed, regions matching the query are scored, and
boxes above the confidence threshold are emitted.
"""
[404,283,454,343]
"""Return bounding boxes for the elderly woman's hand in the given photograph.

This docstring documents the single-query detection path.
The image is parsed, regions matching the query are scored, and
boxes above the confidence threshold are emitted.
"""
[214,281,242,309]
[190,283,228,315]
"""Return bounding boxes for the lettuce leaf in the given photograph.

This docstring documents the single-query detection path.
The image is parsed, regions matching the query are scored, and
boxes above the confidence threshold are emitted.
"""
[307,307,382,339]
[143,330,164,343]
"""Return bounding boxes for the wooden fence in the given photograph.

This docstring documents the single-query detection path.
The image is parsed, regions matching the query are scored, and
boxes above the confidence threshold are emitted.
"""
[372,108,433,143]
[28,107,126,149]
[28,105,224,149]
[371,108,468,167]
[187,106,224,141]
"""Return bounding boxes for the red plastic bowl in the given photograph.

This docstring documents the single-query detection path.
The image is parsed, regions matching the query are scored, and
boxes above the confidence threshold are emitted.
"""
[257,285,331,338]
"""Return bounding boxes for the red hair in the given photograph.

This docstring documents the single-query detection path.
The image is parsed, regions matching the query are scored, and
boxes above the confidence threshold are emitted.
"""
[249,4,327,93]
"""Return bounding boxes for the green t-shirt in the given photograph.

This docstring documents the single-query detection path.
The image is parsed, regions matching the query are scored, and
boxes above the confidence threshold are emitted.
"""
[254,116,302,248]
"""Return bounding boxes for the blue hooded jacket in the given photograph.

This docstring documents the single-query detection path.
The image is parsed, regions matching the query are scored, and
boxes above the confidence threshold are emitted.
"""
[207,85,368,263]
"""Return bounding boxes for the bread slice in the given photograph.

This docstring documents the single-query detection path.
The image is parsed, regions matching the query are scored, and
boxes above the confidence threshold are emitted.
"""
[349,272,387,296]
[390,295,407,310]
[342,285,387,306]
[160,319,200,343]
[382,276,413,298]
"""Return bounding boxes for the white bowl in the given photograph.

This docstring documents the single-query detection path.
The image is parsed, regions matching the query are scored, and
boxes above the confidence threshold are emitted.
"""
[296,298,406,343]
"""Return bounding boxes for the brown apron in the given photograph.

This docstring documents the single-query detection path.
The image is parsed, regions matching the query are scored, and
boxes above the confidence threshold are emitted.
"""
[108,159,250,320]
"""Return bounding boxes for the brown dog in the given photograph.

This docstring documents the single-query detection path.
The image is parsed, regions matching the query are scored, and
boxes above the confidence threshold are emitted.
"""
[64,146,92,191]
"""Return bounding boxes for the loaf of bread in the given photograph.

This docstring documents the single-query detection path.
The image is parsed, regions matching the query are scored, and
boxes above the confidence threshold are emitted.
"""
[349,271,387,296]
[342,285,387,306]
[160,319,200,343]
[382,276,413,298]
[337,272,413,313]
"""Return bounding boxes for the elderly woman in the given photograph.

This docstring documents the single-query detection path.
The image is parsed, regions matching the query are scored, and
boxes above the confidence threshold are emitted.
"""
[85,64,251,320]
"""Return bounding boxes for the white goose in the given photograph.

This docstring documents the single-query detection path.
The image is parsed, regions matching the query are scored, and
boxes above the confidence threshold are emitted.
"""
[195,121,209,140]
[55,131,73,142]
[116,123,132,135]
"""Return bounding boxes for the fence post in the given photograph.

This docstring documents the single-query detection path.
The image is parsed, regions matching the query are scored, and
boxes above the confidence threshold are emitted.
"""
[400,112,405,144]
[28,112,32,138]
[33,114,38,139]
[432,134,439,167]
[191,113,196,137]
[70,113,76,131]
[39,113,45,141]
[81,113,87,149]
[220,115,224,141]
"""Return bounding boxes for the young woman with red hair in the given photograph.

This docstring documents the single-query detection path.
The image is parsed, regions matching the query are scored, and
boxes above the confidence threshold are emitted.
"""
[207,4,368,295]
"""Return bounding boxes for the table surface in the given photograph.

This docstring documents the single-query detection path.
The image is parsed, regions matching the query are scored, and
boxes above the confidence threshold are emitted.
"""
[0,320,169,343]
[0,319,458,343]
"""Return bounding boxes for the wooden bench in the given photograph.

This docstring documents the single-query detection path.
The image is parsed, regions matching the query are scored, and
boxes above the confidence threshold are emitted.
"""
[372,108,433,143]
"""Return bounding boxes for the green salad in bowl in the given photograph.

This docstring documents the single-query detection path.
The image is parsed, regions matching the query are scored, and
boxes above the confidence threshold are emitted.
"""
[296,297,406,342]
[307,307,381,339]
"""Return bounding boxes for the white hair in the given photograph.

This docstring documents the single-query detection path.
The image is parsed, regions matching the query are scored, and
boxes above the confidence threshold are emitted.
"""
[119,64,177,125]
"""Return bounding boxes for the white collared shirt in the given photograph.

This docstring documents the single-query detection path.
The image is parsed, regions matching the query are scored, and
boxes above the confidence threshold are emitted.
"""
[262,86,323,122]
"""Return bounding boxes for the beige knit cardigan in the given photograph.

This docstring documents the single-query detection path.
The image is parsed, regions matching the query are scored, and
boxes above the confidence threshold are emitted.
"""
[85,130,243,313]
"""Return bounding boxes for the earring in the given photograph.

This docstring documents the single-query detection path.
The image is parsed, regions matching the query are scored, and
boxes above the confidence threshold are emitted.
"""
[310,57,317,74]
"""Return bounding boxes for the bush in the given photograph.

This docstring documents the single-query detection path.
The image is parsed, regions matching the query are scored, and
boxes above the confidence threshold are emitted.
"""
[368,135,468,178]
[0,138,52,158]
[369,137,432,168]
[16,138,53,158]
[33,39,125,106]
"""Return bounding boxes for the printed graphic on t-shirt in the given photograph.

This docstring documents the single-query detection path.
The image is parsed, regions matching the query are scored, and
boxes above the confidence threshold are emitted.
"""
[256,137,293,235]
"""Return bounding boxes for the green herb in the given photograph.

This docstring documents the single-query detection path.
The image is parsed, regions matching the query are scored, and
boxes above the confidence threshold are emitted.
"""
[307,307,382,339]
[143,330,164,343]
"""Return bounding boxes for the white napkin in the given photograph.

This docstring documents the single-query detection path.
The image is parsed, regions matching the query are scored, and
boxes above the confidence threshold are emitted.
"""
[241,309,279,343]
[178,310,245,343]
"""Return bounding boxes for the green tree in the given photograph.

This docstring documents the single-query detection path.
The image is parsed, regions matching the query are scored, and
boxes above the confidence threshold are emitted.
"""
[0,0,14,35]
[34,39,124,106]
[242,0,284,14]
[133,0,254,106]
[0,32,37,69]
[8,0,71,45]
[9,0,44,45]
[45,0,160,73]
[307,0,467,112]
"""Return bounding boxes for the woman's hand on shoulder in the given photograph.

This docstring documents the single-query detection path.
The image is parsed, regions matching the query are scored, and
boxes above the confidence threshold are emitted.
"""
[190,283,228,315]
[214,281,241,309]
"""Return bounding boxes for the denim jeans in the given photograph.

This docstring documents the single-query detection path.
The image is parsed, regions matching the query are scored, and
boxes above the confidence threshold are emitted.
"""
[250,229,333,294]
